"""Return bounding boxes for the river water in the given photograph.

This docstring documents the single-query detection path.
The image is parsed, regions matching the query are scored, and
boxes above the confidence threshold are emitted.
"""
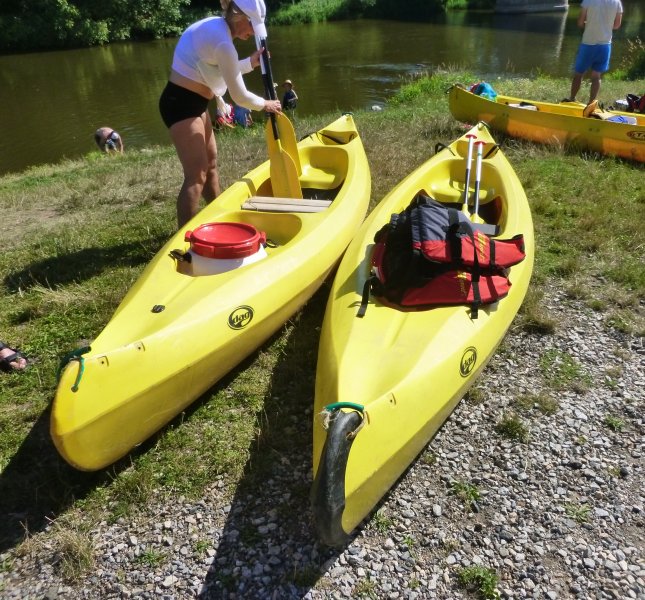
[1,6,643,176]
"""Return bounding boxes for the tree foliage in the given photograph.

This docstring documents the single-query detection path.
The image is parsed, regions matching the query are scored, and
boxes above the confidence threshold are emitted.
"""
[0,0,446,53]
[0,0,193,52]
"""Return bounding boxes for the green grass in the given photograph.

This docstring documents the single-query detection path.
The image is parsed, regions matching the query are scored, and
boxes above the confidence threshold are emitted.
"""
[495,413,530,443]
[0,71,643,579]
[353,577,378,599]
[370,509,394,533]
[270,0,349,25]
[564,502,592,524]
[457,565,500,600]
[465,386,487,405]
[135,549,166,568]
[451,480,481,509]
[539,348,592,392]
[292,564,320,587]
[603,415,625,432]
[514,392,560,416]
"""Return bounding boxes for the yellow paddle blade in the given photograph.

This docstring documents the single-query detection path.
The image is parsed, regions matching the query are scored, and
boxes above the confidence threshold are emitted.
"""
[265,115,302,176]
[269,141,303,199]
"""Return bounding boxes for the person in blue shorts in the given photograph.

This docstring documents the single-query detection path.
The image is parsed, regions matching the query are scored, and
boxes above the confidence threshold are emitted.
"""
[565,0,623,105]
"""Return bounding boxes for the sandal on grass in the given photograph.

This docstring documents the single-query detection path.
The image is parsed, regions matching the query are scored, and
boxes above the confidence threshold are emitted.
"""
[0,341,29,372]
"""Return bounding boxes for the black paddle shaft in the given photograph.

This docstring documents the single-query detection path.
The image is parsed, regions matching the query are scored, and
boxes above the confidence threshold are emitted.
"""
[259,39,280,140]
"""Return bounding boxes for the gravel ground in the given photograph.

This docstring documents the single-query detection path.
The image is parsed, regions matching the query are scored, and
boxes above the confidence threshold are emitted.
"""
[1,286,643,599]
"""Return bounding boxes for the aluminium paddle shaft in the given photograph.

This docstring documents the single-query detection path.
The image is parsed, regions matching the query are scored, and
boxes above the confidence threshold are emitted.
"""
[473,140,485,219]
[462,133,477,213]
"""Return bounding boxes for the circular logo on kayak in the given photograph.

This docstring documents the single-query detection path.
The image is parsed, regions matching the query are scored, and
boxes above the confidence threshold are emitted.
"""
[460,347,477,377]
[228,306,254,330]
[628,131,645,141]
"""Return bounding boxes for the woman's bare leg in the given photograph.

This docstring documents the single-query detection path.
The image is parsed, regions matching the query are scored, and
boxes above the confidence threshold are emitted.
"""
[169,115,210,228]
[202,111,220,201]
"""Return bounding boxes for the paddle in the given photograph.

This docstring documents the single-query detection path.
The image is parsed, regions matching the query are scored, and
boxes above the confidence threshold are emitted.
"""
[271,114,302,175]
[461,133,477,213]
[472,140,485,220]
[467,139,501,237]
[257,38,302,198]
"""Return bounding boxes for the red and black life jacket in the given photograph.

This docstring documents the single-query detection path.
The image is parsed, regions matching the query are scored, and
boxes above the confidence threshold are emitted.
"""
[359,194,526,318]
[626,93,645,113]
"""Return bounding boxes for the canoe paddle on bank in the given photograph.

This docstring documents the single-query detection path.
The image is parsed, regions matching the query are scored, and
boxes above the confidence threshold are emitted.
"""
[257,37,302,199]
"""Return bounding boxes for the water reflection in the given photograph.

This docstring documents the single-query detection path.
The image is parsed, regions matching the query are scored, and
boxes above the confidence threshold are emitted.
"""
[0,6,642,176]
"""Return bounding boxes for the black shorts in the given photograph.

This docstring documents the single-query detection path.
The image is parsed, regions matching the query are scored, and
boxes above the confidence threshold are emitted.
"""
[159,81,210,128]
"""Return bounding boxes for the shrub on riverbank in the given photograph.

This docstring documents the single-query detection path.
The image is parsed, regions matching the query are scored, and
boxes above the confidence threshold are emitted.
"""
[609,37,645,80]
[268,0,492,26]
[0,74,642,579]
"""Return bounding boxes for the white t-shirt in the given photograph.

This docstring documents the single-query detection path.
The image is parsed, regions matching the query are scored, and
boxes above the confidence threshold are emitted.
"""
[172,17,265,111]
[581,0,623,45]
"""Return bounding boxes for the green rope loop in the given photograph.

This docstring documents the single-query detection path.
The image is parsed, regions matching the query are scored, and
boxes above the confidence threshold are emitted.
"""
[70,357,86,393]
[57,346,91,392]
[324,402,365,414]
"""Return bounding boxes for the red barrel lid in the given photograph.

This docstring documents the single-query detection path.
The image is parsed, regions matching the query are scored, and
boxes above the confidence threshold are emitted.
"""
[185,222,266,259]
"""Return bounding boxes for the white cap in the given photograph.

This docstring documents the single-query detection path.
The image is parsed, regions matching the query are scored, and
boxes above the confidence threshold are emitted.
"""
[234,0,267,39]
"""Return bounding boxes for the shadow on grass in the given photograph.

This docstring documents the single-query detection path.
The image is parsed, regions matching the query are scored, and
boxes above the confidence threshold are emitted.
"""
[0,282,350,593]
[0,358,261,554]
[0,406,107,551]
[3,236,168,293]
[200,283,349,599]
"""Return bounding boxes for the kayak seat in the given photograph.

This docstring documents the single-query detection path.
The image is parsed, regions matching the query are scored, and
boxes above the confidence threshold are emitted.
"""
[242,196,332,213]
[508,102,538,111]
[430,181,491,205]
[298,146,348,190]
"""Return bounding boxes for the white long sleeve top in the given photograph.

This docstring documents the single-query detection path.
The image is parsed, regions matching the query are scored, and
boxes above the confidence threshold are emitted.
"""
[171,16,265,111]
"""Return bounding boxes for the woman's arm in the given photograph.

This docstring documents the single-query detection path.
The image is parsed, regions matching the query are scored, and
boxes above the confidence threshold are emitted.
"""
[215,42,281,113]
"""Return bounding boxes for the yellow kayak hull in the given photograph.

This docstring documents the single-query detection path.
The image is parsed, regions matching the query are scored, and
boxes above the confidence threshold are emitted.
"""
[52,114,371,471]
[448,84,645,163]
[311,123,534,546]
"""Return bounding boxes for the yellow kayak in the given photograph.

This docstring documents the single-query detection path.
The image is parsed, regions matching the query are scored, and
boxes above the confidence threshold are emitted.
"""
[448,84,645,163]
[52,114,371,471]
[311,123,534,546]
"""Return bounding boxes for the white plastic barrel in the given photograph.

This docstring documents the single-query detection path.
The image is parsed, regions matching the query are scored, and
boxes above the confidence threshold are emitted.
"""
[184,222,268,276]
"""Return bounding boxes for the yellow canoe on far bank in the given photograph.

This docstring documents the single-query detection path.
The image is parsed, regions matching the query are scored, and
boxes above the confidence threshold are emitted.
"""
[448,84,645,163]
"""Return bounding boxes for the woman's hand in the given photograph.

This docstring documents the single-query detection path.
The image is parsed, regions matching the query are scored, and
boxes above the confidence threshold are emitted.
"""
[264,99,282,114]
[250,48,265,69]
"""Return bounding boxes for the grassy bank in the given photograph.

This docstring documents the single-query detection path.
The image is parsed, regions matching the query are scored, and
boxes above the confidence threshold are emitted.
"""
[0,72,643,579]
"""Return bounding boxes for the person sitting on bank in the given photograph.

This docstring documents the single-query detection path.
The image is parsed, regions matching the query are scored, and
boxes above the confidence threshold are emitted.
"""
[94,127,124,153]
[281,79,298,111]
